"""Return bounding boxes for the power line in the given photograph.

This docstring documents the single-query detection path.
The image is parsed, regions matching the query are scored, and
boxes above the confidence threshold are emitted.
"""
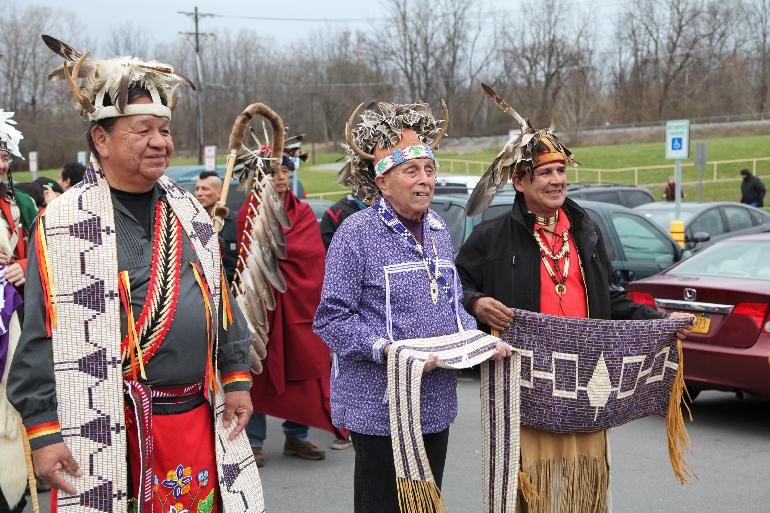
[204,13,372,23]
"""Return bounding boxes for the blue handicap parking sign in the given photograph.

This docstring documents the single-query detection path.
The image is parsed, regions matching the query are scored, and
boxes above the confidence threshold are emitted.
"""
[671,137,682,150]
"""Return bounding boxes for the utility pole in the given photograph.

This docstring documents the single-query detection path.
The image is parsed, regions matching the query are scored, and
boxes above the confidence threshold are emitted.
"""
[179,6,214,164]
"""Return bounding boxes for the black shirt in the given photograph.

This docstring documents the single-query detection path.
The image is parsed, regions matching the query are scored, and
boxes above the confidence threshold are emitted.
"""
[111,187,155,237]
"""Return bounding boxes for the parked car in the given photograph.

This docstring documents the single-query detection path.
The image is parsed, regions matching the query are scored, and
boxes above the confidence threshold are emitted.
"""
[625,233,770,398]
[429,193,685,285]
[165,164,246,212]
[434,174,513,195]
[304,198,334,223]
[567,183,655,208]
[634,201,770,251]
[165,164,306,213]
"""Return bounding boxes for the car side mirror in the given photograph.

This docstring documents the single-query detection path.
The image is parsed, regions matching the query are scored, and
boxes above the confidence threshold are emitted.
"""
[690,231,711,243]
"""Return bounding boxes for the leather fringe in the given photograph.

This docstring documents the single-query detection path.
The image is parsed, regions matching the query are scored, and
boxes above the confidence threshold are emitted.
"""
[521,456,608,513]
[666,339,695,484]
[518,470,539,504]
[396,477,447,513]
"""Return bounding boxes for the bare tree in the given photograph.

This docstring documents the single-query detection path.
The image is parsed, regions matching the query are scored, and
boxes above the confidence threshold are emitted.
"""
[748,0,770,112]
[493,0,592,128]
[105,22,152,57]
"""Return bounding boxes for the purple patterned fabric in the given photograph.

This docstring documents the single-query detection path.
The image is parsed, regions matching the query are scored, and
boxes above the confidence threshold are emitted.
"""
[500,308,693,432]
[0,269,22,380]
[313,199,476,436]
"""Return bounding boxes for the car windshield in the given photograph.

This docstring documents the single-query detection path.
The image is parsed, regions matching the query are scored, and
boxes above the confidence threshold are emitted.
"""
[430,201,466,253]
[638,208,695,228]
[668,239,770,280]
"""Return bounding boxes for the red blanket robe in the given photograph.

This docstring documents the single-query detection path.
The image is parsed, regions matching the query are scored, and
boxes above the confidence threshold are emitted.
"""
[237,191,345,439]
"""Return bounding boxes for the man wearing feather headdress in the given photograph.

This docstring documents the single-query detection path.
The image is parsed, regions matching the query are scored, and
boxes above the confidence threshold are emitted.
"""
[314,101,510,513]
[456,84,692,513]
[7,36,264,513]
[228,131,344,466]
[0,110,31,513]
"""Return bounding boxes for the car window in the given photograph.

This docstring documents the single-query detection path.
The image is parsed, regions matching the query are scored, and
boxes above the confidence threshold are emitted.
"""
[722,206,754,231]
[482,204,511,221]
[623,191,654,208]
[749,209,765,225]
[688,208,726,237]
[638,209,694,229]
[612,213,674,264]
[669,239,770,280]
[584,208,616,260]
[584,190,620,204]
[430,201,466,253]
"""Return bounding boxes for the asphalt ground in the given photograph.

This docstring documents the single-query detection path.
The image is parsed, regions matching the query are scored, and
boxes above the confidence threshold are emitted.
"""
[23,375,769,513]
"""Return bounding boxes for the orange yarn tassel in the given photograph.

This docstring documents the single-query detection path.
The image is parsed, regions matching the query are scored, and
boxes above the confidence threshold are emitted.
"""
[221,269,233,331]
[119,271,146,380]
[192,263,217,398]
[36,217,57,334]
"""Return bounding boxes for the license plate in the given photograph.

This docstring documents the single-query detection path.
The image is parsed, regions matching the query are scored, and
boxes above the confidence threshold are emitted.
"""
[688,313,711,334]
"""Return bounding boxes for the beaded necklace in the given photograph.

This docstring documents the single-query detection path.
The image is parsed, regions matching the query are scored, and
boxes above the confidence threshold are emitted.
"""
[533,224,570,297]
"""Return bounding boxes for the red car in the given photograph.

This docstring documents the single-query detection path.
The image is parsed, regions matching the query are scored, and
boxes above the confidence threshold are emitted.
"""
[626,233,770,399]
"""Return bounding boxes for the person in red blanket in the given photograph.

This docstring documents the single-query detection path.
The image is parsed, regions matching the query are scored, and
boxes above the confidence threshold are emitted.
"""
[236,154,346,467]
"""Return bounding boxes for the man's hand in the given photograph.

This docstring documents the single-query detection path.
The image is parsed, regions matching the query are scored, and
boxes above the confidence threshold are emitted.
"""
[222,390,253,441]
[32,442,81,494]
[491,340,512,361]
[0,248,9,266]
[472,297,514,332]
[669,312,695,341]
[5,262,25,286]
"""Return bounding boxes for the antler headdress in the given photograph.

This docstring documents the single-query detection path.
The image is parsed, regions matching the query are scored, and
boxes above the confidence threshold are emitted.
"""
[465,83,577,217]
[339,101,449,201]
[0,110,23,159]
[42,35,194,121]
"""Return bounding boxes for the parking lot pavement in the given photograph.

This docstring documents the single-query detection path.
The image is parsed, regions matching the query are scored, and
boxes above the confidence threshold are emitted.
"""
[24,375,770,512]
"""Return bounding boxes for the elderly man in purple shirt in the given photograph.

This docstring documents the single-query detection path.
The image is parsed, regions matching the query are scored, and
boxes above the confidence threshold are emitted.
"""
[313,102,509,513]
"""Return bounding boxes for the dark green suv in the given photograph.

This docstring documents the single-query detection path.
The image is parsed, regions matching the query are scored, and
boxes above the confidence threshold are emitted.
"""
[430,193,686,286]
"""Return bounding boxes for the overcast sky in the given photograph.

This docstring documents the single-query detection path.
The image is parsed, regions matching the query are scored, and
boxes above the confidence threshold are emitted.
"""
[25,0,622,51]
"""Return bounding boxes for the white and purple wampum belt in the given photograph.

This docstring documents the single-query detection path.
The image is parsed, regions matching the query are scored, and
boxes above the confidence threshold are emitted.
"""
[374,144,435,176]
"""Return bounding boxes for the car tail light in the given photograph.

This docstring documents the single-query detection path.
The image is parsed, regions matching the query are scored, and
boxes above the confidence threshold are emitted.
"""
[627,291,655,306]
[732,302,768,330]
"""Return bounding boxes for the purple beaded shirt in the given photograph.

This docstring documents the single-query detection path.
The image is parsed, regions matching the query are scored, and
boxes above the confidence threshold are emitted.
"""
[313,198,476,436]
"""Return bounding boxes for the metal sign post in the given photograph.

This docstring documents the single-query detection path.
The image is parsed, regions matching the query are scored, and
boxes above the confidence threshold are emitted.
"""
[665,120,690,218]
[665,120,690,247]
[204,145,217,172]
[694,143,707,203]
[28,151,39,180]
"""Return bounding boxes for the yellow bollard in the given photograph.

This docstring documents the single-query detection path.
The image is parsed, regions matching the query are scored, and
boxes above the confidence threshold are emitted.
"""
[670,220,685,248]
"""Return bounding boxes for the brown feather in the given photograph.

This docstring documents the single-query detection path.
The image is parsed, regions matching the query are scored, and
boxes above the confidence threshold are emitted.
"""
[41,34,81,61]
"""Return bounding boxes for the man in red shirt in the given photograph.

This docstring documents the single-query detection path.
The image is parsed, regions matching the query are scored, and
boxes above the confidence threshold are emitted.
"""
[457,87,691,513]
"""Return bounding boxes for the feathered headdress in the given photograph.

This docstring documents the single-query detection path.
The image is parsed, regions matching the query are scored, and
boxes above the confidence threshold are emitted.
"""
[42,35,195,121]
[465,83,578,217]
[0,110,23,159]
[339,101,449,202]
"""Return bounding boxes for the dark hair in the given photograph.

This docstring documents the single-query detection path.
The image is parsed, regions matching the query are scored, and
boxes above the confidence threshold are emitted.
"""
[86,86,168,159]
[60,162,86,186]
[34,176,65,194]
[14,182,45,209]
[198,170,220,180]
[740,168,751,176]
